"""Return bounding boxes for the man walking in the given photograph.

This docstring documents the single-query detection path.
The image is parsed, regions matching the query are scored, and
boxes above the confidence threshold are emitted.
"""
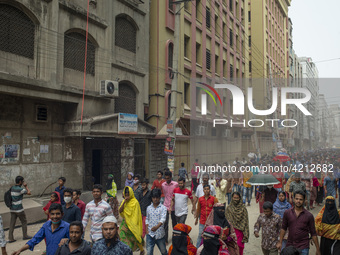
[8,176,32,243]
[92,216,132,254]
[178,162,188,181]
[193,173,216,211]
[289,173,306,204]
[62,188,81,223]
[254,201,282,255]
[171,177,194,224]
[82,184,113,242]
[212,171,227,205]
[277,190,321,255]
[140,178,152,238]
[161,170,178,243]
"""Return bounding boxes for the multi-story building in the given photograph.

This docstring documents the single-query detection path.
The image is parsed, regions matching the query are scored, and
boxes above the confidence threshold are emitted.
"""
[318,94,331,148]
[299,57,319,150]
[148,0,250,175]
[248,0,291,154]
[329,104,340,147]
[0,0,152,197]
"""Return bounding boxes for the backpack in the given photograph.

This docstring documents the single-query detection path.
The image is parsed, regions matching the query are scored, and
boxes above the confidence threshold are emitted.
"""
[4,187,12,208]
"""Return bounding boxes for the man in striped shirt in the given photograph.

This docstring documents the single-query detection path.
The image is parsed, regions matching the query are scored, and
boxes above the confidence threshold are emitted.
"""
[8,176,32,243]
[82,184,113,242]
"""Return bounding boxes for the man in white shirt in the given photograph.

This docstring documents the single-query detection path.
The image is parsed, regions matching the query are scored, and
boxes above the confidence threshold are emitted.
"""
[193,173,216,212]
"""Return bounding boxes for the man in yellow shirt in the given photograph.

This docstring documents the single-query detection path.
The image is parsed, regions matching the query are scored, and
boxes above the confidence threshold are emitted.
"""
[212,171,227,205]
[241,169,253,206]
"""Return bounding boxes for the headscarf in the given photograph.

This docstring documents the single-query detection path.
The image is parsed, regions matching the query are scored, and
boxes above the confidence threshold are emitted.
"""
[125,172,134,188]
[312,176,319,187]
[273,195,291,218]
[119,186,143,243]
[106,174,117,198]
[225,192,249,243]
[322,196,340,224]
[201,226,231,255]
[315,196,340,240]
[43,191,61,220]
[213,203,230,228]
[169,224,197,255]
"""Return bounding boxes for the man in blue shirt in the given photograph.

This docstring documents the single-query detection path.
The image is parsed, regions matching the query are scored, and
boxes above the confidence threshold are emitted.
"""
[55,177,66,205]
[12,203,70,255]
[92,216,132,255]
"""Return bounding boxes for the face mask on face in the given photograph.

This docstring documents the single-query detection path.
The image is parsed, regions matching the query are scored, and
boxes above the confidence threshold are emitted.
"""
[267,185,273,189]
[51,220,61,225]
[133,180,139,185]
[64,197,72,203]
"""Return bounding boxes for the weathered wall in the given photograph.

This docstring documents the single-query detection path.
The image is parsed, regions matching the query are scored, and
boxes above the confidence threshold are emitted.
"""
[148,139,167,180]
[0,94,83,200]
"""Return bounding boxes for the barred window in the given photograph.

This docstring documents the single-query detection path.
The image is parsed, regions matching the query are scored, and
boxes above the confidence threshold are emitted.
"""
[0,4,35,59]
[115,17,137,53]
[64,32,95,75]
[168,43,174,69]
[114,83,136,114]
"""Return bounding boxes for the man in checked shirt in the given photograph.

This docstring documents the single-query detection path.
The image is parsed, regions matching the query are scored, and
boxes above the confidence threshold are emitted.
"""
[82,184,113,242]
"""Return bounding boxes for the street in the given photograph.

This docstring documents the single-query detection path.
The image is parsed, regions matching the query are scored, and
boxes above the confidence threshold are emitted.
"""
[4,193,319,255]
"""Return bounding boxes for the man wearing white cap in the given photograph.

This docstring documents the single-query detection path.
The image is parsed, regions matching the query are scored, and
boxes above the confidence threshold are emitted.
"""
[91,216,132,255]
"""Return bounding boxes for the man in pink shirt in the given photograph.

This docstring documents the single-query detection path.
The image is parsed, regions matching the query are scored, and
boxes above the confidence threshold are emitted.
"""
[161,170,178,243]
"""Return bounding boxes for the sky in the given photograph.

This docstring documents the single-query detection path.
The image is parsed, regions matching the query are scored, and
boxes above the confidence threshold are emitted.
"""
[289,0,340,103]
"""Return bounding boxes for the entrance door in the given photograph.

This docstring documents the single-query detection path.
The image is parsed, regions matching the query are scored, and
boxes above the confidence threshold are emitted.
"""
[92,150,101,184]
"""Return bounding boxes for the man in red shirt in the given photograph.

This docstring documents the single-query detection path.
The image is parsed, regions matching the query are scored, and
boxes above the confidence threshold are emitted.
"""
[194,184,218,248]
[72,189,86,220]
[151,170,166,204]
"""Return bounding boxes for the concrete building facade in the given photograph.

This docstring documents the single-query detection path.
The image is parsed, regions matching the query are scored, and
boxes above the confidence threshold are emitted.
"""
[148,0,250,176]
[0,0,153,198]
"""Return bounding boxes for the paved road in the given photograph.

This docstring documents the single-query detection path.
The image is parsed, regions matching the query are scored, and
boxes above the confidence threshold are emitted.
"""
[3,194,320,255]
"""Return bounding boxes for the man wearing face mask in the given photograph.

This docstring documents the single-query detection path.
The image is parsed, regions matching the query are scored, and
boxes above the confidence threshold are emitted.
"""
[12,203,70,255]
[260,185,278,205]
[62,188,81,224]
[92,216,132,255]
[133,174,143,202]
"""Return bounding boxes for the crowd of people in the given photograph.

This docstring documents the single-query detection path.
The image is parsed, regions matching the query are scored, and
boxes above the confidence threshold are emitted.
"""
[0,149,340,255]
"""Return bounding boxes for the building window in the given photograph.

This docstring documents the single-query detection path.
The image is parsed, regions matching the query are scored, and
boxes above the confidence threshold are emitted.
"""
[230,64,234,81]
[206,7,211,29]
[64,32,96,75]
[115,16,137,53]
[169,0,174,11]
[229,0,233,12]
[184,82,190,105]
[196,0,201,21]
[206,49,211,70]
[248,11,251,22]
[184,36,190,58]
[114,83,136,114]
[249,61,252,73]
[168,42,174,69]
[0,4,35,59]
[196,42,201,65]
[230,29,233,47]
[223,60,227,78]
[248,35,251,47]
[215,55,219,74]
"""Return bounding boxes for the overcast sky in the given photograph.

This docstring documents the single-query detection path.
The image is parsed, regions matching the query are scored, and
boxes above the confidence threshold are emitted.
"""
[289,0,340,103]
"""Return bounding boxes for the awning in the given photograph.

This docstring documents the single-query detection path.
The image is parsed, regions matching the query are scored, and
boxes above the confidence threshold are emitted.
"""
[64,113,156,138]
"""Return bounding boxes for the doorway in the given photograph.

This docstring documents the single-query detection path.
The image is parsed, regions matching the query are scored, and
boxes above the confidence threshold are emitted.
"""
[92,150,101,184]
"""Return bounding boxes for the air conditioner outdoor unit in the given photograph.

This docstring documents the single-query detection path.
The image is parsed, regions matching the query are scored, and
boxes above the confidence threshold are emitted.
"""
[223,129,231,137]
[100,80,119,97]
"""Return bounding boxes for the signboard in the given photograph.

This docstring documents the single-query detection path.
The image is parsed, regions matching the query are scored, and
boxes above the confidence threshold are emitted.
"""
[276,140,283,149]
[167,155,174,172]
[167,120,174,133]
[118,113,138,134]
[164,137,175,155]
[176,128,183,136]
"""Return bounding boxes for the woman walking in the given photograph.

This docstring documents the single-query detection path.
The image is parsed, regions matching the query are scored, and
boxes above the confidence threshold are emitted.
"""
[119,186,145,255]
[225,192,249,255]
[315,196,340,255]
[273,191,291,250]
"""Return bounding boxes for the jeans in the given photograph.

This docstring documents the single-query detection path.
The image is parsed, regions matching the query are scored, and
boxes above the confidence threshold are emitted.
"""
[175,214,187,224]
[226,193,232,205]
[242,187,252,204]
[232,184,241,193]
[299,248,309,255]
[196,223,205,248]
[9,211,28,240]
[164,211,177,243]
[146,234,167,255]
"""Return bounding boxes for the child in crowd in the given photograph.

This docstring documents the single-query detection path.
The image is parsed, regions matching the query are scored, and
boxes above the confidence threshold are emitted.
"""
[43,191,61,220]
[55,177,66,205]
